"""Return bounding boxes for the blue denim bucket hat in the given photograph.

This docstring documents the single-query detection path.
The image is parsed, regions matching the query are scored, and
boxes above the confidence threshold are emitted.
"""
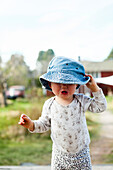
[40,56,90,91]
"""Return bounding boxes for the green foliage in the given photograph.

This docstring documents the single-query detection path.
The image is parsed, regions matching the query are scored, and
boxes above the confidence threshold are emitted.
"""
[37,49,55,62]
[36,49,55,75]
[38,51,45,61]
[35,77,42,87]
[28,77,42,88]
[5,53,31,87]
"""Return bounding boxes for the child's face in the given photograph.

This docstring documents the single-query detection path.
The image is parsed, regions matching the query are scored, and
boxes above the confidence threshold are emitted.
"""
[50,82,78,100]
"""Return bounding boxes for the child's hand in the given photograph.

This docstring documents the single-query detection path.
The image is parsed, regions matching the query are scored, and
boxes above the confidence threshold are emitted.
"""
[18,114,34,131]
[85,74,100,92]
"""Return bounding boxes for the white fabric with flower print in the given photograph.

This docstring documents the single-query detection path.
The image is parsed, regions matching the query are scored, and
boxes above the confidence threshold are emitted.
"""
[31,89,107,154]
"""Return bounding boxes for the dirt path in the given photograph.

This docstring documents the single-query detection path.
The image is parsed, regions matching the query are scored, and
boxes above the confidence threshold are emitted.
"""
[90,109,113,164]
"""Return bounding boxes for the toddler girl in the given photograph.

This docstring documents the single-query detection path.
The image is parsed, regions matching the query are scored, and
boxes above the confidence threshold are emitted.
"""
[18,56,107,170]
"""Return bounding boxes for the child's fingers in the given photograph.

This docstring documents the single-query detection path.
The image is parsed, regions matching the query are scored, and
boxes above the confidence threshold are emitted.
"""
[21,114,27,119]
[18,114,31,126]
[85,74,95,84]
[18,117,25,125]
[20,114,30,121]
[85,74,92,80]
[18,121,25,125]
[18,114,27,125]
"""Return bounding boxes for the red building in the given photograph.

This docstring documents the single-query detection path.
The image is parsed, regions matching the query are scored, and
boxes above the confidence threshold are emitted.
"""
[80,60,113,96]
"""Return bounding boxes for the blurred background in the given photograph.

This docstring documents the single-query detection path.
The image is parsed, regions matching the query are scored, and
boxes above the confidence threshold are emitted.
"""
[0,0,113,166]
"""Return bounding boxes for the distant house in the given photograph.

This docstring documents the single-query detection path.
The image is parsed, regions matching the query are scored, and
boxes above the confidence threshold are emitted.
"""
[42,59,113,96]
[80,60,113,96]
[81,60,113,77]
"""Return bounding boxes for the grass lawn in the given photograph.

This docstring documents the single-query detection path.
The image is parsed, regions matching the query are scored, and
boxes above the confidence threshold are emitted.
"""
[0,95,52,165]
[0,137,52,165]
[106,95,113,113]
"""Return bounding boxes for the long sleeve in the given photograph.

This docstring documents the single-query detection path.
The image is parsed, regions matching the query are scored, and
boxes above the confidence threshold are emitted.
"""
[83,89,107,113]
[29,98,53,133]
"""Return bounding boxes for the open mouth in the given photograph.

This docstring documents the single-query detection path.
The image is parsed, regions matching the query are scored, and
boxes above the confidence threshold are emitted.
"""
[61,91,68,95]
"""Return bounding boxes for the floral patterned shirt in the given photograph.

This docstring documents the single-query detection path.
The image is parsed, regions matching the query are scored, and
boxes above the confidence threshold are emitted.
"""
[31,89,107,154]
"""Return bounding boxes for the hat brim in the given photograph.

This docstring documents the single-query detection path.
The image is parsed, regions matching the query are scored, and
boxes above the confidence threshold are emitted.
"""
[40,72,90,91]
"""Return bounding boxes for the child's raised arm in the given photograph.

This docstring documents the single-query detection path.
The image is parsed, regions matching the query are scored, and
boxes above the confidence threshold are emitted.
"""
[18,114,34,131]
[85,74,100,92]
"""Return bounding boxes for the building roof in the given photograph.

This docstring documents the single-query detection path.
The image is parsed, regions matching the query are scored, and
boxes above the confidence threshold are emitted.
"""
[95,75,113,86]
[81,60,113,72]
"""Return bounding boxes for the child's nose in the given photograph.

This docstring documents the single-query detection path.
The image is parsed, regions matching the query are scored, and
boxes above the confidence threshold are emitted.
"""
[61,84,67,87]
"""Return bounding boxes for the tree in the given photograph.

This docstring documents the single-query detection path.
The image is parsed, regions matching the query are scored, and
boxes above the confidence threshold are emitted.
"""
[38,51,45,61]
[0,58,9,107]
[5,53,31,87]
[105,48,113,60]
[0,54,33,107]
[36,49,55,75]
[37,49,55,62]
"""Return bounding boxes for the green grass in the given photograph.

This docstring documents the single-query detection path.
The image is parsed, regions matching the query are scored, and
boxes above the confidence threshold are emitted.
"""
[86,112,100,140]
[1,99,30,112]
[103,151,113,164]
[0,137,52,165]
[0,95,52,165]
[106,96,113,113]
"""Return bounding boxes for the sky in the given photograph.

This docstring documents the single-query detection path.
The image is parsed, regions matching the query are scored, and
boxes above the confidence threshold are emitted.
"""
[0,0,113,70]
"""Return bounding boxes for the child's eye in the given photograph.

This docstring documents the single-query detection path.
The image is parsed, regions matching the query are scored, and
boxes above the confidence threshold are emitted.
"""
[68,84,74,86]
[56,83,60,85]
